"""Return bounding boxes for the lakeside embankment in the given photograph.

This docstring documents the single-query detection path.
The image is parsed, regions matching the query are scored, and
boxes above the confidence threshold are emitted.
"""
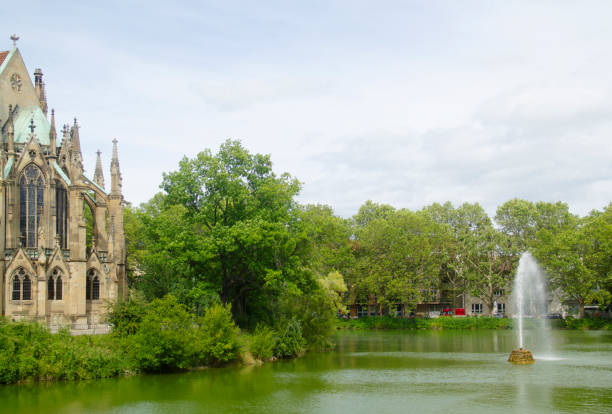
[336,316,612,330]
[2,313,609,386]
[0,295,307,385]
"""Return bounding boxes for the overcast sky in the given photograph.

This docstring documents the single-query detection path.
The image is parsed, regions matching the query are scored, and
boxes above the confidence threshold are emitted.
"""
[4,0,612,217]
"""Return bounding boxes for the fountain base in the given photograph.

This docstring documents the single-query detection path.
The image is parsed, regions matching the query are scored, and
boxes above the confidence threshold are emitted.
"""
[508,348,535,364]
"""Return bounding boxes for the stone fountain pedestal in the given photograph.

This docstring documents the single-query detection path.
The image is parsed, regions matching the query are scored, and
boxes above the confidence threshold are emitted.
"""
[508,348,535,364]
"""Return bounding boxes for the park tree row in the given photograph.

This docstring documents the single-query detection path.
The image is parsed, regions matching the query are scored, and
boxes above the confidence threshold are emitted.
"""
[124,140,612,330]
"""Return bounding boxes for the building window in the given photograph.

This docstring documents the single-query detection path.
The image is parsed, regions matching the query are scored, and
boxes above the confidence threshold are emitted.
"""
[56,276,62,300]
[48,277,54,300]
[22,276,31,300]
[494,289,504,296]
[471,303,483,314]
[12,277,20,300]
[12,268,32,301]
[56,182,68,249]
[19,164,44,248]
[48,269,63,300]
[497,303,506,314]
[86,270,100,300]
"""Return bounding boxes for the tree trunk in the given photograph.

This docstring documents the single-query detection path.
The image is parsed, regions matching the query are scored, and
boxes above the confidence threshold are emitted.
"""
[578,302,585,318]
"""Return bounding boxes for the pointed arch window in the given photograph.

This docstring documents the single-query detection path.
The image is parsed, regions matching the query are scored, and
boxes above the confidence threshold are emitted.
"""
[22,276,31,300]
[48,268,63,300]
[56,276,62,300]
[11,268,32,301]
[86,269,100,301]
[12,277,20,300]
[48,276,54,300]
[20,164,44,248]
[56,181,68,249]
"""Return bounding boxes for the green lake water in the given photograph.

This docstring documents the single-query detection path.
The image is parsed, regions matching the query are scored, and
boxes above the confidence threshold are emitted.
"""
[1,330,611,414]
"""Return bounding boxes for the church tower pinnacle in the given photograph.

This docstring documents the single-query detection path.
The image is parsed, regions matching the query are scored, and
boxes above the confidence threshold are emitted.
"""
[48,109,57,157]
[110,138,122,196]
[34,68,48,117]
[94,150,105,188]
[70,118,83,172]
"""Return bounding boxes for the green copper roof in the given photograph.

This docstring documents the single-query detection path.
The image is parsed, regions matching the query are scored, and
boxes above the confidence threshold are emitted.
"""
[4,156,13,179]
[0,48,16,76]
[13,105,50,145]
[52,161,71,186]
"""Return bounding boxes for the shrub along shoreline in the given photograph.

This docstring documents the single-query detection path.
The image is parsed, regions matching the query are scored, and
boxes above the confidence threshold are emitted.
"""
[336,316,611,330]
[3,307,609,385]
[0,295,310,385]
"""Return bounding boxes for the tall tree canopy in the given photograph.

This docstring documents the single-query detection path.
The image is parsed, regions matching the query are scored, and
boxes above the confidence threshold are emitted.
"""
[141,140,314,326]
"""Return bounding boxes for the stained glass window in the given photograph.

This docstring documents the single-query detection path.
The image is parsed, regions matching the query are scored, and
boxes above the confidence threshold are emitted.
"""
[12,277,20,300]
[48,277,54,300]
[19,165,44,248]
[56,275,62,300]
[56,182,68,249]
[22,276,31,300]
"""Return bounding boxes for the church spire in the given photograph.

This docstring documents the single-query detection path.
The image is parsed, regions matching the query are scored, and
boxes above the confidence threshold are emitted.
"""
[110,139,122,196]
[94,149,105,188]
[34,69,48,117]
[48,109,57,157]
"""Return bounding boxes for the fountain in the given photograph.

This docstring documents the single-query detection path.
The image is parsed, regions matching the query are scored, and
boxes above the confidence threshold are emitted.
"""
[508,252,551,364]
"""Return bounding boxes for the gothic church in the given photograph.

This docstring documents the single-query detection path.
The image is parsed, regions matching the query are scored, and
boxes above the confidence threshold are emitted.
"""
[0,36,126,328]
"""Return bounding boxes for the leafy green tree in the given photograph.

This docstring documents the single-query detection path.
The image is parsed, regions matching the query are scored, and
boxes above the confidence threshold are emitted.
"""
[466,226,515,316]
[534,206,612,317]
[298,204,354,282]
[352,208,444,314]
[424,202,492,310]
[352,200,396,229]
[141,140,312,327]
[495,198,538,252]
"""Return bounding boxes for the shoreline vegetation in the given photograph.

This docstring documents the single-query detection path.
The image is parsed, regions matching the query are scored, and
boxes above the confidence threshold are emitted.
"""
[0,294,323,386]
[336,315,611,331]
[2,312,610,386]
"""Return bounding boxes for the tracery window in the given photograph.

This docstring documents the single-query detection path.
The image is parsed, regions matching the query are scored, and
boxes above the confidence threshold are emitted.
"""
[56,181,68,249]
[20,165,44,248]
[86,269,100,301]
[48,269,63,300]
[11,268,32,301]
[12,277,20,300]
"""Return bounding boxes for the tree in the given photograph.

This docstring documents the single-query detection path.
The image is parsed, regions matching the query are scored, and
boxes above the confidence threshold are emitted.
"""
[352,208,443,313]
[141,140,312,327]
[495,198,538,252]
[534,206,612,317]
[298,204,354,279]
[466,226,515,316]
[424,202,492,310]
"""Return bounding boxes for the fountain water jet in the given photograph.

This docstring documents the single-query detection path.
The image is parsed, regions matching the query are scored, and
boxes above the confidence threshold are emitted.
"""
[508,252,552,364]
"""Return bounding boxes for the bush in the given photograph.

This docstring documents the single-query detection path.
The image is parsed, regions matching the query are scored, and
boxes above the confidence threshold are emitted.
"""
[131,295,199,372]
[194,303,241,365]
[563,316,611,330]
[337,316,514,330]
[108,296,148,337]
[274,318,306,358]
[249,325,276,360]
[0,318,129,384]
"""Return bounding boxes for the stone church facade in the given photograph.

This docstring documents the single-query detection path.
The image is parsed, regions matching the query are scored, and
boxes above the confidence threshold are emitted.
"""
[0,37,126,328]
